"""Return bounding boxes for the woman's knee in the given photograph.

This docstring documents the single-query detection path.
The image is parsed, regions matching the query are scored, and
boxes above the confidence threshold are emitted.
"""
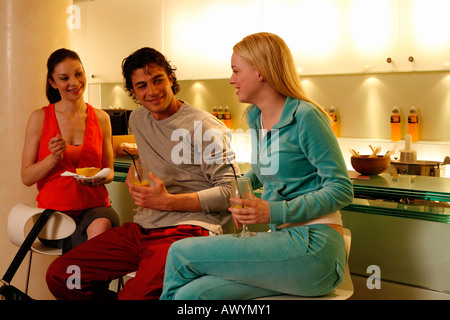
[86,217,112,239]
[167,236,199,259]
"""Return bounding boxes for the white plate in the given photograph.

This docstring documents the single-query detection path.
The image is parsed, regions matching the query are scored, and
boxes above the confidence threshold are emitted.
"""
[61,168,111,181]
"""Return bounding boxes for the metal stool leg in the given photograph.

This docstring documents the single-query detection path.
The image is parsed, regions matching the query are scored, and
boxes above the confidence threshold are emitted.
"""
[25,251,32,294]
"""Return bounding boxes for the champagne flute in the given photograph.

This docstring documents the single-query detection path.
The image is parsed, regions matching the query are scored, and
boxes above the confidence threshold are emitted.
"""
[231,177,256,238]
[129,162,151,213]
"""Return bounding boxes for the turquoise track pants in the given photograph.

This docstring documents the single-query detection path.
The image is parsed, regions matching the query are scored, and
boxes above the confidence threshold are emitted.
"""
[160,224,345,300]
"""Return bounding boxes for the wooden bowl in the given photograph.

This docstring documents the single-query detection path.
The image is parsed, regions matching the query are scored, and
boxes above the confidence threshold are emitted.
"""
[351,155,391,175]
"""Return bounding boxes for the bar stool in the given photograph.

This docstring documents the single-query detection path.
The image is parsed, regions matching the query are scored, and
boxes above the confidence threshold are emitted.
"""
[7,203,76,294]
[254,228,354,300]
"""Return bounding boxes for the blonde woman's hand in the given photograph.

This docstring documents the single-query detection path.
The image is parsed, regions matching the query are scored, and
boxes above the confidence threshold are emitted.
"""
[229,196,270,229]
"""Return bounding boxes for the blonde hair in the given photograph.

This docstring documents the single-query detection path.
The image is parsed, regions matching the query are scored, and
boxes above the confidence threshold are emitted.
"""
[233,32,332,123]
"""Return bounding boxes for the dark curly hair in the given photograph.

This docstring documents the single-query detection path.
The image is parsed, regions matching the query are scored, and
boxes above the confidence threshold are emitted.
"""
[122,47,180,103]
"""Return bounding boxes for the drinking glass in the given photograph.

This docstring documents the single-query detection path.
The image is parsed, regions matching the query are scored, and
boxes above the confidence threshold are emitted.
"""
[129,162,151,213]
[129,162,151,187]
[231,177,256,238]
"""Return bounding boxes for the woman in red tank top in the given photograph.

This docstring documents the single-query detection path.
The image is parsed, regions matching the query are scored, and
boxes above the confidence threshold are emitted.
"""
[21,49,119,251]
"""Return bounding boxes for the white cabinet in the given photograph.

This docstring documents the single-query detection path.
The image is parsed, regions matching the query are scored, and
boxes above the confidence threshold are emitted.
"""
[74,0,450,81]
[263,0,341,75]
[163,0,262,80]
[262,0,450,76]
[344,0,401,73]
[262,0,401,75]
[399,0,450,72]
[76,0,163,83]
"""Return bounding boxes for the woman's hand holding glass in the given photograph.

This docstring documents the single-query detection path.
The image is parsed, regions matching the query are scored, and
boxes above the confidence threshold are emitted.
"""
[229,177,270,238]
[229,196,271,224]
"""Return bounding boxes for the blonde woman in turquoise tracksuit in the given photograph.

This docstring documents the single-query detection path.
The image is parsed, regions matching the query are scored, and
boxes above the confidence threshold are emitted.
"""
[160,32,354,300]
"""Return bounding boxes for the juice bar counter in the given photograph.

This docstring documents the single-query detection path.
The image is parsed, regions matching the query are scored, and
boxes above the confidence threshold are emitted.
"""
[105,157,136,224]
[342,173,450,299]
[112,157,132,183]
[107,157,450,299]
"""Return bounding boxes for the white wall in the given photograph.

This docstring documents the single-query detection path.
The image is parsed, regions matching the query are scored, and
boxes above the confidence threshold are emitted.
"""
[0,0,73,300]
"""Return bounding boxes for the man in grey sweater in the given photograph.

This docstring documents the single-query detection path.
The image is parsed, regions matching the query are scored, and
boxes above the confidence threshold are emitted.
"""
[46,47,240,300]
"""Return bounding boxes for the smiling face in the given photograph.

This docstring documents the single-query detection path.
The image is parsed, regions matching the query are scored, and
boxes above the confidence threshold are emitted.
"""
[130,63,180,120]
[229,53,263,105]
[49,58,86,102]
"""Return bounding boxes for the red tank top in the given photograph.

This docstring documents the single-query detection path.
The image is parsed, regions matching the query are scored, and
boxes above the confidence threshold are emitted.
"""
[36,103,110,212]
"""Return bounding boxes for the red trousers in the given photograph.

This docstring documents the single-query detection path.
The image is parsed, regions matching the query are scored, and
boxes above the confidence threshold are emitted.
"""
[46,222,208,300]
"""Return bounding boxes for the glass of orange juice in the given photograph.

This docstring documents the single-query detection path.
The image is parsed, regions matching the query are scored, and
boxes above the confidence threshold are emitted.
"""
[129,162,151,187]
[129,162,151,213]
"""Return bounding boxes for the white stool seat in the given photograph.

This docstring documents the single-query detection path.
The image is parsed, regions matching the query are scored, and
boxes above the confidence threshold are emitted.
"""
[7,203,76,294]
[8,203,76,255]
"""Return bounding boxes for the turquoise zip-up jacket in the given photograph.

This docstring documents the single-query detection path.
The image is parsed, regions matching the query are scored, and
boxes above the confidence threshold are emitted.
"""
[244,97,353,230]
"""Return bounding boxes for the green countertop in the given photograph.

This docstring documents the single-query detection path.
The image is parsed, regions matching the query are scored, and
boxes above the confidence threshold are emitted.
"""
[348,172,450,223]
[112,160,450,223]
[113,157,134,183]
[351,172,450,201]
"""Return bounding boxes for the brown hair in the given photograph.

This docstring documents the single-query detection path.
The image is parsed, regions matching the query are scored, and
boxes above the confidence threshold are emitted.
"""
[46,48,83,104]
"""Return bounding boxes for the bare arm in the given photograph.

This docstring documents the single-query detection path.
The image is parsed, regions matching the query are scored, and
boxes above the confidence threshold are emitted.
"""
[93,109,115,185]
[21,109,65,186]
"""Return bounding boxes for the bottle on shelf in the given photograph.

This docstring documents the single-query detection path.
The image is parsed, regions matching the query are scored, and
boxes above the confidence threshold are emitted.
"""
[390,106,401,141]
[223,106,232,129]
[408,106,419,142]
[328,106,338,136]
[217,106,224,121]
[212,106,218,118]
